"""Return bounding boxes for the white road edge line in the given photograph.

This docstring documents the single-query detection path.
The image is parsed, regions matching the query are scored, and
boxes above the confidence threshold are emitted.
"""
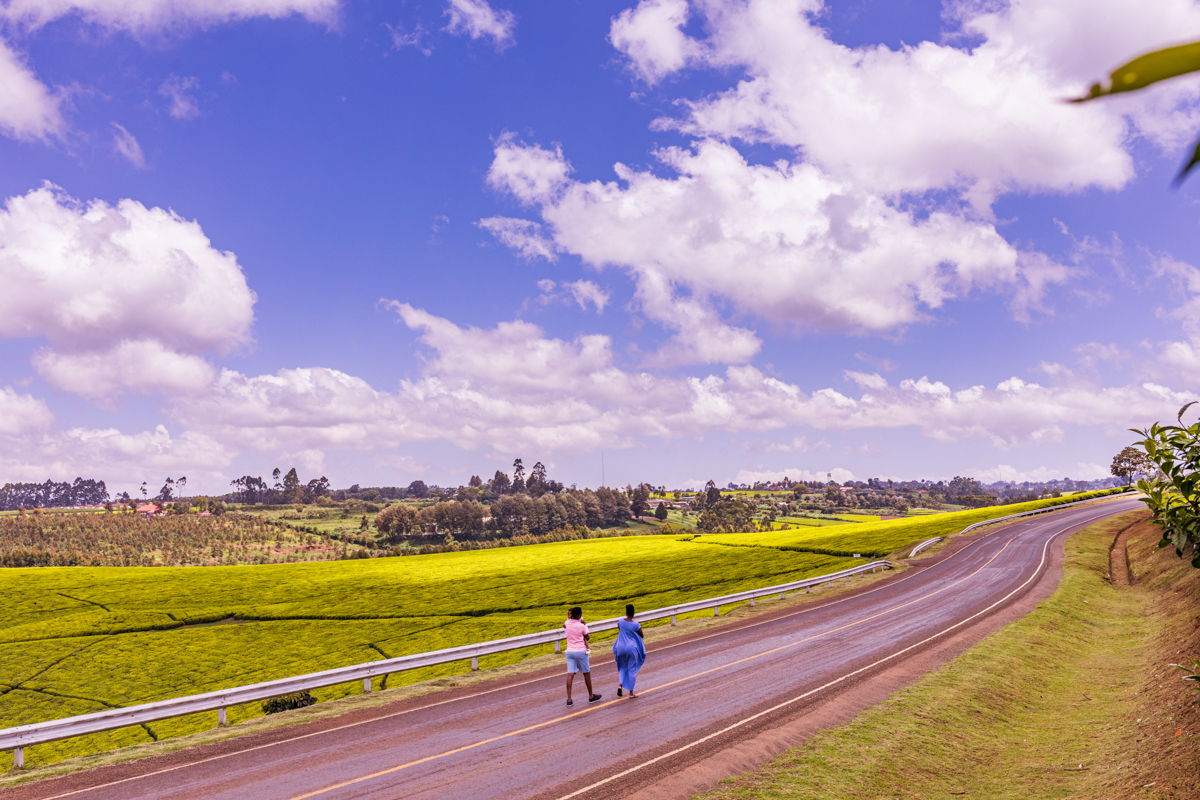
[550,518,1083,800]
[26,501,1132,800]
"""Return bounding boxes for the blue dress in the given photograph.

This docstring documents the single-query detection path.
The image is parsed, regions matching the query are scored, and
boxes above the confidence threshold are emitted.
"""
[613,618,646,692]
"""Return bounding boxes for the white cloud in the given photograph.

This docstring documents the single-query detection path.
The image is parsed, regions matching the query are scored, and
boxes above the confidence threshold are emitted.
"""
[566,280,609,313]
[0,0,337,143]
[160,304,1196,463]
[32,339,217,404]
[473,0,1200,364]
[0,423,232,489]
[609,0,703,83]
[111,122,146,168]
[477,216,559,260]
[733,467,856,486]
[486,137,1066,355]
[620,0,1141,202]
[964,462,1111,484]
[486,133,572,205]
[444,0,515,51]
[766,435,829,453]
[0,184,255,399]
[387,22,432,56]
[0,37,62,141]
[159,74,200,119]
[0,0,339,34]
[0,385,54,435]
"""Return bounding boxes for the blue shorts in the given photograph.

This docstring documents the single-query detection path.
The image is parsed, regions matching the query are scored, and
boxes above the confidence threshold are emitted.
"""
[565,650,590,673]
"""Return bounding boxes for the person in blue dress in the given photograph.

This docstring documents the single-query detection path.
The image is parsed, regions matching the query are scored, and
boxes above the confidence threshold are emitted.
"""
[613,603,646,698]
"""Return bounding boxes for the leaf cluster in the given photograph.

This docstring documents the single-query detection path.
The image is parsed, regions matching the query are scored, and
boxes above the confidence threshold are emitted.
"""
[1133,404,1200,569]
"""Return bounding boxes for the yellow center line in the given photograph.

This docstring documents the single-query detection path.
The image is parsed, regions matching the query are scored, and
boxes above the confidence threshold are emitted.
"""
[288,536,1019,799]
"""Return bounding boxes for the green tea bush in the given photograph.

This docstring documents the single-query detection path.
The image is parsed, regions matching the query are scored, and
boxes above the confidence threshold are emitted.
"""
[262,692,317,714]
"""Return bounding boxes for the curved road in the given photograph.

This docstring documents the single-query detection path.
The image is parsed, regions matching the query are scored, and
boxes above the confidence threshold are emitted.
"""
[7,497,1141,800]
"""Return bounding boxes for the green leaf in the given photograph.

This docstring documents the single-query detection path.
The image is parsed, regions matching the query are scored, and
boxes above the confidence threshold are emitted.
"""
[1073,41,1200,101]
[1174,139,1200,187]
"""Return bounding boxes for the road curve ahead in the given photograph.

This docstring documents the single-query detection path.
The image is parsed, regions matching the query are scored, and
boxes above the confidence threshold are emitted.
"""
[10,497,1141,800]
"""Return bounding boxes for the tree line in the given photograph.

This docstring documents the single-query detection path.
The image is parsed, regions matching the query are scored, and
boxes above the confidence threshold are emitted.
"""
[0,478,109,511]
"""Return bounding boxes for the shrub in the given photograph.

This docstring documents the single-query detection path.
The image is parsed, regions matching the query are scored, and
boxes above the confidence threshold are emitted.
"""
[262,691,317,714]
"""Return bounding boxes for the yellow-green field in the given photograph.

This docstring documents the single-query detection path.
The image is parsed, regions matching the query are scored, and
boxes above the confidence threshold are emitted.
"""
[690,489,1129,557]
[1,536,859,769]
[0,488,1128,771]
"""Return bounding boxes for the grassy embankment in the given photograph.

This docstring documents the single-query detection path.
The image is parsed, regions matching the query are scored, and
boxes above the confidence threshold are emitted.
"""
[699,510,1200,800]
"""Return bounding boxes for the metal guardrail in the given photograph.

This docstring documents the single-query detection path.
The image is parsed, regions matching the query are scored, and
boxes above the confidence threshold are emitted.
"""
[0,559,894,766]
[909,537,942,557]
[904,490,1134,560]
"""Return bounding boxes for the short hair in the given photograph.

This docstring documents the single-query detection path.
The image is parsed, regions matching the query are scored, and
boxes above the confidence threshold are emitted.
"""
[625,603,635,617]
[570,606,583,619]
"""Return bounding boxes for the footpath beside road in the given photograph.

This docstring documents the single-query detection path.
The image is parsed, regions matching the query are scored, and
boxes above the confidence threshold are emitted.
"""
[697,509,1200,800]
[0,497,1143,800]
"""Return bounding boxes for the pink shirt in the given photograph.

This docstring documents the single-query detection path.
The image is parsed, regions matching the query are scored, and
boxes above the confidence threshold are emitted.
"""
[563,618,589,652]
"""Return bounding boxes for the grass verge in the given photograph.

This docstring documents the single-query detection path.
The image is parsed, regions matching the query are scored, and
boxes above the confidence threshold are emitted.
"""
[698,510,1200,800]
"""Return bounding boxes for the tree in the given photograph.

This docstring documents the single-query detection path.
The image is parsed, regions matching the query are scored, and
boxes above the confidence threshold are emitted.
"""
[468,475,483,488]
[699,498,755,533]
[489,470,511,495]
[282,468,302,504]
[407,480,429,499]
[655,501,668,521]
[704,480,721,509]
[1133,403,1200,569]
[630,483,651,517]
[511,459,526,495]
[527,461,549,497]
[1112,445,1154,486]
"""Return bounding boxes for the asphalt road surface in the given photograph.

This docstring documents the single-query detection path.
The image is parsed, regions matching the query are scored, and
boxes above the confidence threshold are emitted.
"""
[10,496,1142,800]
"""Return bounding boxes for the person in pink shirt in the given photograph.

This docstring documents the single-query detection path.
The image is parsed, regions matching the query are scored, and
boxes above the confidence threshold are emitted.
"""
[563,606,601,706]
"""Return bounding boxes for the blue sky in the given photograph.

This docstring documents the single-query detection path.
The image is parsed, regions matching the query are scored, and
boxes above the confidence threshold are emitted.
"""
[2,0,1200,495]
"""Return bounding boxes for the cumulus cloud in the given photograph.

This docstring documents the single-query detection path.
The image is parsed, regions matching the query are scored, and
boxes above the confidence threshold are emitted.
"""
[32,340,217,404]
[566,280,609,313]
[0,0,338,34]
[159,75,200,119]
[387,22,432,56]
[444,0,515,51]
[485,136,1066,354]
[0,0,338,143]
[111,122,146,167]
[964,463,1111,484]
[609,0,703,83]
[162,304,1195,460]
[0,385,54,435]
[731,467,856,486]
[0,422,233,488]
[477,216,559,260]
[0,184,255,399]
[0,37,62,140]
[481,1,1200,362]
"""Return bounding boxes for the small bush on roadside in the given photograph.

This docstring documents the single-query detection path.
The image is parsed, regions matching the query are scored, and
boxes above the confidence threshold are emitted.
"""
[261,691,317,714]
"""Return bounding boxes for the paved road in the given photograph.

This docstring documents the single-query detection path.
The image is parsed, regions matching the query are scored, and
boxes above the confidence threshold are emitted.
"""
[11,497,1141,800]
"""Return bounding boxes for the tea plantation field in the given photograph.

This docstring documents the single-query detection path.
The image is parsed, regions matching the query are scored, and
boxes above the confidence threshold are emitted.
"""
[691,489,1130,557]
[0,536,861,769]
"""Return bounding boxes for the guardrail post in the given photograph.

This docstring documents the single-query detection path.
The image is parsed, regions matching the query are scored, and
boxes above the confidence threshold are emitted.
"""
[13,747,23,769]
[471,657,479,671]
[554,640,560,653]
[670,614,676,626]
[713,605,719,616]
[749,596,755,607]
[805,585,810,593]
[779,591,785,599]
[363,677,372,693]
[217,707,226,727]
